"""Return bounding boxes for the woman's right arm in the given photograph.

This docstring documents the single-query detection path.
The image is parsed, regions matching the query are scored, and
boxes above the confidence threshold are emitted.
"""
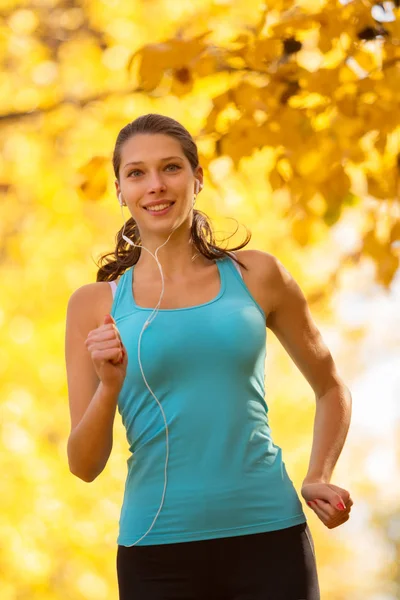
[65,284,121,483]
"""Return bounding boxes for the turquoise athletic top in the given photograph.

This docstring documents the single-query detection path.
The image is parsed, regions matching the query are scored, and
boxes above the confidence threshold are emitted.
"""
[110,253,306,546]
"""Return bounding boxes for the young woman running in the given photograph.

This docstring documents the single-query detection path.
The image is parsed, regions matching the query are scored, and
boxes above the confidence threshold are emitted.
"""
[65,113,353,600]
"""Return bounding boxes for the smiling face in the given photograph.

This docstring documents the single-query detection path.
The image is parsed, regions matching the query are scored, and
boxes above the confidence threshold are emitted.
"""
[115,133,203,233]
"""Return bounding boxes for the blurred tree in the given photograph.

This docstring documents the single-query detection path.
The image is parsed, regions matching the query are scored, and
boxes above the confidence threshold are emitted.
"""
[1,0,399,598]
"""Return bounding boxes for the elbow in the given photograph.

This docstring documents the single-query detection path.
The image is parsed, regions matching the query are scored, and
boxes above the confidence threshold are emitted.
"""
[67,435,110,483]
[67,450,98,483]
[69,464,98,483]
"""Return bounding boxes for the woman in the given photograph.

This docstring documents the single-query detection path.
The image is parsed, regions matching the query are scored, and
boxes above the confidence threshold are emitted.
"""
[65,113,353,599]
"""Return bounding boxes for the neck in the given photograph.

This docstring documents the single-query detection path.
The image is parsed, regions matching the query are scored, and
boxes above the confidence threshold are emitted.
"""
[133,241,211,282]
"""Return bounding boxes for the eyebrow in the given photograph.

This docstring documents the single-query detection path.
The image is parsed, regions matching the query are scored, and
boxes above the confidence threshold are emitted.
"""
[123,156,184,169]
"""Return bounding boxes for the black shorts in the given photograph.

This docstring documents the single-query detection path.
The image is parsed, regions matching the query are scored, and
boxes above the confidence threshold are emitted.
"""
[116,522,320,599]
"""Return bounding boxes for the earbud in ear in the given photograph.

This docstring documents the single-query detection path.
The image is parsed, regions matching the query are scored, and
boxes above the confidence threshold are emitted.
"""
[118,193,124,206]
[195,180,201,195]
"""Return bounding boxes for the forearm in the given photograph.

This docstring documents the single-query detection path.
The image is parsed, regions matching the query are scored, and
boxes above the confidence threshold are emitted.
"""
[303,384,352,485]
[67,382,120,482]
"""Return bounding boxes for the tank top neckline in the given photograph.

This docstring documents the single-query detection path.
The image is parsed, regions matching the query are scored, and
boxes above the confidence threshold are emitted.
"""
[128,257,226,312]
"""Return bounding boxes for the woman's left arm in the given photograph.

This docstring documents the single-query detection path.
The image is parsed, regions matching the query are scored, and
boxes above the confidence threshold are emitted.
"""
[259,251,353,529]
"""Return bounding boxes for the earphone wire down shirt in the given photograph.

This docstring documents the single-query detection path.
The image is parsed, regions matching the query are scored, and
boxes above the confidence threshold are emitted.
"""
[109,253,306,546]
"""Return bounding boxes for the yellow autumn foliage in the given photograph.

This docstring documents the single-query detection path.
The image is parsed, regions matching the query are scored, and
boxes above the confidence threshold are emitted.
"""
[1,0,400,598]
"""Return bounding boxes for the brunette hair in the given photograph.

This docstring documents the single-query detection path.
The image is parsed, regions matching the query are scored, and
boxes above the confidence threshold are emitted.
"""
[95,114,251,282]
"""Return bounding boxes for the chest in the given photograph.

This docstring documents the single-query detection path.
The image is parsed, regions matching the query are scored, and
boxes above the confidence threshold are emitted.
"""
[131,256,271,322]
[132,268,221,310]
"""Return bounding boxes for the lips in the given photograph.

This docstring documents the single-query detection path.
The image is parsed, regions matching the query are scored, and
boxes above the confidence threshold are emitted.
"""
[144,202,175,210]
[143,202,175,216]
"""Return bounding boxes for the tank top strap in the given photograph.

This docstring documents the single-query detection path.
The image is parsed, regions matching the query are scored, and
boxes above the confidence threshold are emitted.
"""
[109,280,118,298]
[110,268,133,320]
[225,251,243,280]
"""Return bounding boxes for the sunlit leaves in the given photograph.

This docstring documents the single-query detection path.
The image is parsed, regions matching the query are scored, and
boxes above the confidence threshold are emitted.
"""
[1,4,400,600]
[134,34,209,93]
[77,156,109,200]
[1,0,399,287]
[362,227,399,285]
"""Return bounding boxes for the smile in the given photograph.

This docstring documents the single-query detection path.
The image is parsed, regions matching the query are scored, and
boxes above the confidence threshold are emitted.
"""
[143,202,175,216]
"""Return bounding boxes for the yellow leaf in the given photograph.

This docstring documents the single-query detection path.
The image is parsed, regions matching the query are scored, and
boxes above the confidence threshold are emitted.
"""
[336,93,358,118]
[318,35,333,54]
[367,173,397,200]
[276,158,293,182]
[232,82,264,114]
[192,53,219,77]
[254,121,282,147]
[213,90,232,110]
[244,38,282,71]
[319,164,351,207]
[269,167,285,191]
[270,12,315,38]
[170,67,194,97]
[77,157,108,201]
[137,37,207,92]
[390,222,400,244]
[363,230,385,259]
[138,44,170,92]
[376,250,399,287]
[220,117,259,167]
[202,106,219,134]
[291,215,312,246]
[231,33,253,45]
[295,149,325,180]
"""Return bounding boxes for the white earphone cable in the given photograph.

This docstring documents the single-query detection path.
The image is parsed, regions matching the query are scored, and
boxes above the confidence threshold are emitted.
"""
[117,181,200,545]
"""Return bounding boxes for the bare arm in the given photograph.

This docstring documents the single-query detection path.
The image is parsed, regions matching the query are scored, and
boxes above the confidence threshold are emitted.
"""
[302,383,352,485]
[65,284,122,483]
[262,252,352,485]
[67,382,119,482]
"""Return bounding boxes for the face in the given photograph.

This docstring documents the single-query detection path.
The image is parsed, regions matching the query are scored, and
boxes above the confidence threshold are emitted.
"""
[115,133,202,231]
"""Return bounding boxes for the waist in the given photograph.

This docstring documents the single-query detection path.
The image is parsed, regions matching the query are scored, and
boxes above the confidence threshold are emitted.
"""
[118,444,306,545]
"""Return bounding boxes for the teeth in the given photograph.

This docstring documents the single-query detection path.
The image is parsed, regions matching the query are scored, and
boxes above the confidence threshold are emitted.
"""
[145,203,173,212]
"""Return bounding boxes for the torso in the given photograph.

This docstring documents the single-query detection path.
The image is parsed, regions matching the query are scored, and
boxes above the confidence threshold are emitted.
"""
[95,250,274,328]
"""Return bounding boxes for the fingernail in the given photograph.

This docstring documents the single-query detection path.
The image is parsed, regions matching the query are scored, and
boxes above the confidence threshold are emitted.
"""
[337,503,345,511]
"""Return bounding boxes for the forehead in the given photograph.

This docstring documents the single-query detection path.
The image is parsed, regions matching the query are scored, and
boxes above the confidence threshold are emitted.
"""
[121,133,185,165]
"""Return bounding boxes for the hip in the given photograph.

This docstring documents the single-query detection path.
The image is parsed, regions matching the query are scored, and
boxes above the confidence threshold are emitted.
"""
[117,522,320,600]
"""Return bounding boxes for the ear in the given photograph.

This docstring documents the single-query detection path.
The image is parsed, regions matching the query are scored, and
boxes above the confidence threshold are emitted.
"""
[114,180,120,200]
[194,166,204,190]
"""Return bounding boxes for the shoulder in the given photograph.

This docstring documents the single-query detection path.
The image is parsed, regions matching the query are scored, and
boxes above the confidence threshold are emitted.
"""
[231,250,286,320]
[68,276,122,329]
[235,249,286,284]
[68,277,121,302]
[235,249,295,312]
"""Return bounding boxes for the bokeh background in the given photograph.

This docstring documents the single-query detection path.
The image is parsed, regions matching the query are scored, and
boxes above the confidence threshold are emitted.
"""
[1,0,400,598]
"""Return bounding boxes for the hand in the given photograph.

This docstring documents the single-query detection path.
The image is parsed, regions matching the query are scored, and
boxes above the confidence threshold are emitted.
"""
[85,314,127,391]
[301,481,353,530]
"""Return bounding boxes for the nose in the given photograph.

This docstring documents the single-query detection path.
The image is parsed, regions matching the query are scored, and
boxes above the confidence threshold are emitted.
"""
[148,173,167,194]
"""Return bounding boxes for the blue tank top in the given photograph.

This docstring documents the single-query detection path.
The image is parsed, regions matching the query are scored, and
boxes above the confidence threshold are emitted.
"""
[110,253,306,546]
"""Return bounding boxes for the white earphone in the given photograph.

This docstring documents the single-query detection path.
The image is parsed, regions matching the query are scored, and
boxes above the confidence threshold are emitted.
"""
[115,178,202,546]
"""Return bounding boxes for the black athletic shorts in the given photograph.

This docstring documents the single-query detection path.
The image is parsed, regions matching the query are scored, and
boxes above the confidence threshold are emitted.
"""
[116,522,320,599]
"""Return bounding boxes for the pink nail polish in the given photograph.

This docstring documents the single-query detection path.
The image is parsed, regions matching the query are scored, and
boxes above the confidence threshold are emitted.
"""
[337,503,345,511]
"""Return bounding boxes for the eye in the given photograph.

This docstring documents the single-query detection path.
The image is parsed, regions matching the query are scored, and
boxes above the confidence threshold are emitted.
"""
[127,164,181,177]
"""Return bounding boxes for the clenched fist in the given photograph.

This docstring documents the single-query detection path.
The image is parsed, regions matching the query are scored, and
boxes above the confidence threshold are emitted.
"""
[85,314,127,392]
